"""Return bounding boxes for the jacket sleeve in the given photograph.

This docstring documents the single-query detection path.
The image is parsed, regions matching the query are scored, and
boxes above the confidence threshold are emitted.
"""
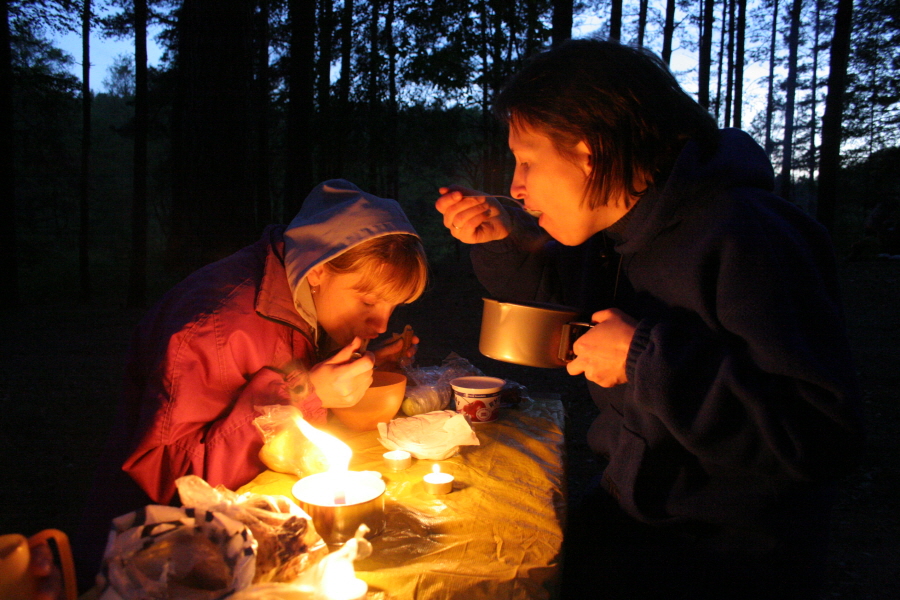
[121,316,325,504]
[623,208,863,484]
[470,209,620,311]
[470,209,560,302]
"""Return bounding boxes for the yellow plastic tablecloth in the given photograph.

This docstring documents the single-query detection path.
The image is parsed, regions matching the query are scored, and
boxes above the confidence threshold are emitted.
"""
[238,396,566,600]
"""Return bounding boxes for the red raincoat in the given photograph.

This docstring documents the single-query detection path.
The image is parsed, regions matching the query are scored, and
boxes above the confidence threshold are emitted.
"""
[121,225,326,503]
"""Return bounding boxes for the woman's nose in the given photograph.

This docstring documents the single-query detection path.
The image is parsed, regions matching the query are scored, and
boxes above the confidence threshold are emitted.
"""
[369,307,392,333]
[509,168,525,199]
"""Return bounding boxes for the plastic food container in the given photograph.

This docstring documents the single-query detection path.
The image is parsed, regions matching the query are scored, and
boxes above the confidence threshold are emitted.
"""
[451,376,505,423]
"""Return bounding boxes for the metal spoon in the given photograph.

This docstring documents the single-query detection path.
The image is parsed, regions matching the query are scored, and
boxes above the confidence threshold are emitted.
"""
[462,194,543,218]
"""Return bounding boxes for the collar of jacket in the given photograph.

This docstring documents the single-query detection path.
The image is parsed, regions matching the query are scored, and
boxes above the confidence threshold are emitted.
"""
[255,225,315,344]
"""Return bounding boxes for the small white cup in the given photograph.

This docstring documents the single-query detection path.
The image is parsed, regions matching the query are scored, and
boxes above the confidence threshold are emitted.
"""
[451,376,505,423]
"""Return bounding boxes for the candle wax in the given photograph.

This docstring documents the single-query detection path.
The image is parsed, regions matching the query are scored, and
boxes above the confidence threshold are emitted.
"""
[383,450,412,471]
[424,467,454,494]
[294,472,383,507]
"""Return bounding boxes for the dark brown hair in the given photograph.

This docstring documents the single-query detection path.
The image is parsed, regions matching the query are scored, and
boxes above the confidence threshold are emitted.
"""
[493,38,719,209]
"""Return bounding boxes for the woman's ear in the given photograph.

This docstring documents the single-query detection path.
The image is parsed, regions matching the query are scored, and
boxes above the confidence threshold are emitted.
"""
[575,140,592,175]
[306,264,325,287]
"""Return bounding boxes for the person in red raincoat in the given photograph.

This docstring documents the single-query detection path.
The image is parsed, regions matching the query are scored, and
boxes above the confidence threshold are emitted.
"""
[74,180,427,590]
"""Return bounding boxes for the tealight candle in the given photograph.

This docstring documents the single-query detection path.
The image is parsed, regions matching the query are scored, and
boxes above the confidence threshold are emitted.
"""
[383,450,412,471]
[423,464,454,495]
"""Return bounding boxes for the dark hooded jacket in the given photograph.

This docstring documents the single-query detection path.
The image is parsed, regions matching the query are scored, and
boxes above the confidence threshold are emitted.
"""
[471,129,863,535]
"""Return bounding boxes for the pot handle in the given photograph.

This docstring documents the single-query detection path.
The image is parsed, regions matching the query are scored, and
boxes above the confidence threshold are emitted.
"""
[558,322,594,363]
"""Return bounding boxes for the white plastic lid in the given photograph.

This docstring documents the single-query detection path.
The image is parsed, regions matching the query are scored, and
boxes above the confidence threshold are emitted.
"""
[450,376,505,394]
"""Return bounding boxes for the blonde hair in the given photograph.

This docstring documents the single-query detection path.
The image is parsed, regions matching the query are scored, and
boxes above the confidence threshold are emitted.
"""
[322,234,428,304]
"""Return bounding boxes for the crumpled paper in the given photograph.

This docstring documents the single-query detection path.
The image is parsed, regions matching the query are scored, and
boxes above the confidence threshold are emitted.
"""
[377,410,480,460]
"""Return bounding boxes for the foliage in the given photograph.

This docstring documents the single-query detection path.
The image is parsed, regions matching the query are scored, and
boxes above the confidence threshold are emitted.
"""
[8,0,900,304]
[841,0,900,161]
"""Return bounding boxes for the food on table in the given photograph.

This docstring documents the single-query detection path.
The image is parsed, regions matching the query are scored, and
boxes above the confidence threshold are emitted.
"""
[234,494,327,583]
[120,528,234,600]
[173,475,328,585]
[400,353,483,416]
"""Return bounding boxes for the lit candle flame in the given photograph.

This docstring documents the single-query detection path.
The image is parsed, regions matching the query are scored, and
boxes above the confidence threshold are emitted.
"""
[432,464,441,474]
[294,416,352,472]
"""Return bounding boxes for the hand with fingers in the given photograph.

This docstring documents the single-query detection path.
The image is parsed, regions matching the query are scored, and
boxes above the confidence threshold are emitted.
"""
[435,185,513,244]
[566,309,638,388]
[372,325,418,372]
[309,337,375,408]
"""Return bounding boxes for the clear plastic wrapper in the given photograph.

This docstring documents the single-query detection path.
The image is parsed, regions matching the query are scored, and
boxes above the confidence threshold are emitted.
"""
[175,476,328,584]
[254,405,331,478]
[230,525,373,600]
[400,353,484,416]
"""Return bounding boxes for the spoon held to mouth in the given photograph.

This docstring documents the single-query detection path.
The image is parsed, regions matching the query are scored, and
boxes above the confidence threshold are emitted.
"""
[462,194,542,218]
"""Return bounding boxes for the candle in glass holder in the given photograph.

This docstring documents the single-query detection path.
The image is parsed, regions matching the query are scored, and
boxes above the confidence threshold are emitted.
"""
[423,464,454,495]
[382,450,412,471]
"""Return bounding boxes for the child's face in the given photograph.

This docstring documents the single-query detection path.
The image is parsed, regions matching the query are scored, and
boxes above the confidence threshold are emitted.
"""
[508,123,631,246]
[306,266,398,347]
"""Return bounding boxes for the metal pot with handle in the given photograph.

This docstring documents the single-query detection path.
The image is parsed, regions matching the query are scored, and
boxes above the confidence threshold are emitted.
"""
[478,298,593,368]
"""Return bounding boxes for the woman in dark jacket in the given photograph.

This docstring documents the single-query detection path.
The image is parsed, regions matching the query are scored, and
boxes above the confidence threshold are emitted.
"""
[436,39,862,600]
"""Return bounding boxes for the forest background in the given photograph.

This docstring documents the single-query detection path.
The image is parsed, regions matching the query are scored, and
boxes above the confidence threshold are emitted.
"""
[1,0,898,598]
[3,0,899,308]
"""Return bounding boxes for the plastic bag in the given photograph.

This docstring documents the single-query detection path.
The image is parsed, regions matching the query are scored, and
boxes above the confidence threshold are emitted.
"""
[254,405,332,478]
[175,476,328,584]
[97,504,256,600]
[400,353,484,416]
[230,525,373,600]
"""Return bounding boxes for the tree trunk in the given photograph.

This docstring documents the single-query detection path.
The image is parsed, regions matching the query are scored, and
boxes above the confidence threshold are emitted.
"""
[385,0,399,200]
[366,0,381,192]
[817,0,853,232]
[286,0,317,216]
[733,0,746,127]
[525,0,540,56]
[610,0,623,41]
[662,0,676,64]
[254,0,272,227]
[479,0,491,191]
[715,0,728,121]
[168,0,256,273]
[637,0,649,46]
[79,0,92,303]
[724,0,735,126]
[127,0,148,308]
[336,0,353,175]
[551,0,572,47]
[780,0,803,204]
[0,0,18,309]
[698,0,715,109]
[764,0,779,156]
[316,0,335,180]
[806,0,821,182]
